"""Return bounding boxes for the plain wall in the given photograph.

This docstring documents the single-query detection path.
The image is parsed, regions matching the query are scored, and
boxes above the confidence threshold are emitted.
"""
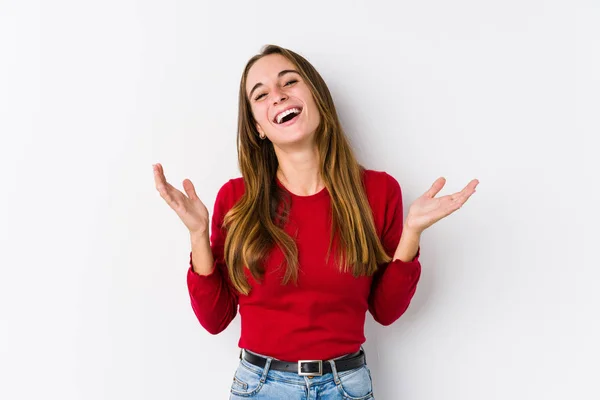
[1,0,598,399]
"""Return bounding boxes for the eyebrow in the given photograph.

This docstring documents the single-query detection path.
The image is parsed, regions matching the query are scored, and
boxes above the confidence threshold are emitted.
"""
[248,69,300,100]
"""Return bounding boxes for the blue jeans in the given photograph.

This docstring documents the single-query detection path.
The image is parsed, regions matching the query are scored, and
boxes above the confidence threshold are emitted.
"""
[229,347,375,399]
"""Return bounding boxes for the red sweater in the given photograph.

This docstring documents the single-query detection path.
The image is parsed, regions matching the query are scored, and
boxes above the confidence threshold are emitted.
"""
[186,169,421,362]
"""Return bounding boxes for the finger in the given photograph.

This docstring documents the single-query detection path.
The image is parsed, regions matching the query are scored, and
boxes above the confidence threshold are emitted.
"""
[153,165,178,204]
[153,163,168,187]
[462,179,479,193]
[153,164,177,197]
[183,179,199,201]
[424,177,446,198]
[449,186,477,211]
[432,180,478,221]
[449,190,468,204]
[153,166,170,197]
[458,179,479,202]
[449,178,478,201]
[157,181,176,204]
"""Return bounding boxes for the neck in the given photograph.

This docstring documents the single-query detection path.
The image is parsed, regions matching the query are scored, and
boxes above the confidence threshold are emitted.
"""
[275,147,323,197]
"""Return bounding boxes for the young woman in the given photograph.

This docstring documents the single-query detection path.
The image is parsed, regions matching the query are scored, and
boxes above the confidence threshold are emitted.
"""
[153,44,478,399]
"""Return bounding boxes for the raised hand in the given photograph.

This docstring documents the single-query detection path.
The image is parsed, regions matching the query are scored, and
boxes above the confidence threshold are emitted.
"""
[153,163,209,236]
[405,177,479,234]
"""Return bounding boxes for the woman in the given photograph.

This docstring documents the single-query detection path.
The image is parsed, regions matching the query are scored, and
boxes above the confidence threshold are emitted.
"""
[153,44,478,399]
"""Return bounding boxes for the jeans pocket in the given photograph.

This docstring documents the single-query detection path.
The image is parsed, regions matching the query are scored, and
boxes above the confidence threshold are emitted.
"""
[230,361,265,397]
[336,365,374,400]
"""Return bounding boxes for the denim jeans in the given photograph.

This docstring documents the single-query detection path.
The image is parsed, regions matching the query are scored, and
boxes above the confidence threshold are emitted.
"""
[229,347,375,399]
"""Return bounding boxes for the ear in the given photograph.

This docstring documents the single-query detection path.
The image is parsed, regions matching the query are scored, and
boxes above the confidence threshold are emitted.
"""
[256,123,265,136]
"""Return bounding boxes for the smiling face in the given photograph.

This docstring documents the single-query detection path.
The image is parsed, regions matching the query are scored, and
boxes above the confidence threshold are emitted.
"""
[245,53,321,146]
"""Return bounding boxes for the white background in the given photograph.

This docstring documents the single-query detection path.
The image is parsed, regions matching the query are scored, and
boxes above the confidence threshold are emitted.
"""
[1,1,598,399]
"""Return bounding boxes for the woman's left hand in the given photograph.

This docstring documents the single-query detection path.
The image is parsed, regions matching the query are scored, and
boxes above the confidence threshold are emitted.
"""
[404,177,479,234]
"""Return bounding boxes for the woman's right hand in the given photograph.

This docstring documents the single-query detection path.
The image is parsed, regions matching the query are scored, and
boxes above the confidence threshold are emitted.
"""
[153,163,209,236]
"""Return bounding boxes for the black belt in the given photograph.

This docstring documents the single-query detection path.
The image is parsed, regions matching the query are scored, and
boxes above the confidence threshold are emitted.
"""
[240,349,366,376]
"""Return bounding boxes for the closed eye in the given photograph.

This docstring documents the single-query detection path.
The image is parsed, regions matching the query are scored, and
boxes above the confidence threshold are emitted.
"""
[253,80,298,101]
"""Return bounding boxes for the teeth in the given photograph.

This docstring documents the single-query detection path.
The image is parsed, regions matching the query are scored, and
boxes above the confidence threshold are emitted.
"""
[276,108,301,124]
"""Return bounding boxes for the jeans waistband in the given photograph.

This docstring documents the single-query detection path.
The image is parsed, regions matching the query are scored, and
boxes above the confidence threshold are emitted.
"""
[242,345,365,362]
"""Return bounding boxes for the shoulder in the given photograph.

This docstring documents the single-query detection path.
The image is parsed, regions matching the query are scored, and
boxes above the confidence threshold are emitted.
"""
[360,169,404,236]
[217,176,245,195]
[361,169,401,199]
[214,177,245,210]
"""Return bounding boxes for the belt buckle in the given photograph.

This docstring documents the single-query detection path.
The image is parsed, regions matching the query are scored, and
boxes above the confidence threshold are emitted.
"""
[298,360,323,376]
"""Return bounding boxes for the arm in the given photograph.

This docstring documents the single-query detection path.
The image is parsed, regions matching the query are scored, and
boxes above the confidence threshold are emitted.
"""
[368,173,422,326]
[190,232,215,275]
[393,226,421,263]
[186,181,239,335]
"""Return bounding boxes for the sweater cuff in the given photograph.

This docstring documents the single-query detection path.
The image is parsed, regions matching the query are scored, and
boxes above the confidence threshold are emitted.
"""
[388,246,421,280]
[393,245,420,264]
[187,252,220,287]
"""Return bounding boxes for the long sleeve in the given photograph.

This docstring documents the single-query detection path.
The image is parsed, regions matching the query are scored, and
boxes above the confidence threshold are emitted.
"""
[368,173,422,326]
[186,180,239,335]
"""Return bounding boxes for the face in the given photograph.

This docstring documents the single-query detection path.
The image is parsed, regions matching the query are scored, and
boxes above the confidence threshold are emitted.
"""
[245,54,321,146]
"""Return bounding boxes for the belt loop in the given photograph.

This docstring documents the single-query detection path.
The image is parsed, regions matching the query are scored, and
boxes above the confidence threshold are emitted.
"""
[260,356,273,383]
[360,345,367,365]
[327,359,341,384]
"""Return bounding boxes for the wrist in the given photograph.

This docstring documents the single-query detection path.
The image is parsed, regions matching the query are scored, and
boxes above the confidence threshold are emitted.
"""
[190,230,209,243]
[394,226,421,263]
[403,224,422,238]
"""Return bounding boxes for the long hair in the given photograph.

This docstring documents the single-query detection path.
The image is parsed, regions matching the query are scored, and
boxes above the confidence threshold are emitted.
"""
[223,44,392,295]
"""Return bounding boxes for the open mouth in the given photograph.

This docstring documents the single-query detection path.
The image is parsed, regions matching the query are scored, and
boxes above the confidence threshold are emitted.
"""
[274,107,303,125]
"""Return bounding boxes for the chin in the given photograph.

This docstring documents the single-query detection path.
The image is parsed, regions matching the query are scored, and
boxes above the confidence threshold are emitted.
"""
[273,129,313,145]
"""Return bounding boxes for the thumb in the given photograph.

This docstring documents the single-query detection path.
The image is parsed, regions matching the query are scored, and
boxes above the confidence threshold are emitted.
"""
[424,177,446,198]
[182,179,199,200]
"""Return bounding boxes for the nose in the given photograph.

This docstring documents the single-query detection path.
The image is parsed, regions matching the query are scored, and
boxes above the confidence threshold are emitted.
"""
[271,87,288,105]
